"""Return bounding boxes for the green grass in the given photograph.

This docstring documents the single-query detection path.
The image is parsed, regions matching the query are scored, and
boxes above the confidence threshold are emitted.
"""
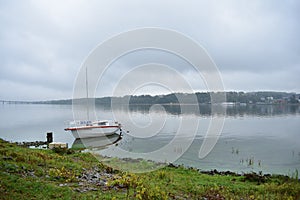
[1,138,300,199]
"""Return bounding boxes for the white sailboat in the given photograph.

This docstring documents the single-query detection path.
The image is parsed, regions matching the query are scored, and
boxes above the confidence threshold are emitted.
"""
[65,67,121,139]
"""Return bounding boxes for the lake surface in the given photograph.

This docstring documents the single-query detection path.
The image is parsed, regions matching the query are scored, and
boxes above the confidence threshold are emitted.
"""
[0,103,299,176]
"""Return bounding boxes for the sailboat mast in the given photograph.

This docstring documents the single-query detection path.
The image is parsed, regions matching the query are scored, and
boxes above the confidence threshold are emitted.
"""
[86,67,89,120]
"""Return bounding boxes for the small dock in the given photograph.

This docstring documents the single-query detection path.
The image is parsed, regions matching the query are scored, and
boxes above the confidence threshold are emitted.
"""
[15,132,68,149]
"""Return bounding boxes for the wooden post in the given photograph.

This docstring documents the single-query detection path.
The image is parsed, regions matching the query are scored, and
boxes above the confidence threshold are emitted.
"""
[47,132,53,143]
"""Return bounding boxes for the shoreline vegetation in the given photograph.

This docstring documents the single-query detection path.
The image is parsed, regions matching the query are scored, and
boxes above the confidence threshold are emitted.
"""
[1,91,300,105]
[1,138,300,199]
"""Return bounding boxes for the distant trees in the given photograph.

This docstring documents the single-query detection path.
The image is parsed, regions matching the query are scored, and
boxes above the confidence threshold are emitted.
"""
[29,91,299,105]
[125,92,299,105]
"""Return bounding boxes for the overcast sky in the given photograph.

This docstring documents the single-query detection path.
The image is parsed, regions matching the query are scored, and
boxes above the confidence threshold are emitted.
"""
[1,0,299,100]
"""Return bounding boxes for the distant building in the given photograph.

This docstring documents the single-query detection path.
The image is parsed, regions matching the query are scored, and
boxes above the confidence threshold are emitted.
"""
[266,97,274,103]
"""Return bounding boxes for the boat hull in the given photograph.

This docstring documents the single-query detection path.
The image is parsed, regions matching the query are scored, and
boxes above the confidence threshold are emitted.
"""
[66,126,120,139]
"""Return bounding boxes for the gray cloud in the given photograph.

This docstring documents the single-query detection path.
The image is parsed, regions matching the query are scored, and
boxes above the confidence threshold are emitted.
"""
[0,0,299,100]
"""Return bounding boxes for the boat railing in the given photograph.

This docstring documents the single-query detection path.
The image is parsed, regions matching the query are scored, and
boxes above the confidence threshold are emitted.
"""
[67,120,92,127]
[66,120,120,127]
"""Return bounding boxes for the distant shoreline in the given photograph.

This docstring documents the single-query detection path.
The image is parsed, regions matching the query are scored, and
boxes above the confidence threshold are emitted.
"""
[1,91,299,105]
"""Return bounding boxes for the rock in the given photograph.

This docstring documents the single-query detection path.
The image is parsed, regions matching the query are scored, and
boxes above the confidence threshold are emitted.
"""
[78,182,84,186]
[168,163,177,168]
[2,156,13,160]
[27,171,35,177]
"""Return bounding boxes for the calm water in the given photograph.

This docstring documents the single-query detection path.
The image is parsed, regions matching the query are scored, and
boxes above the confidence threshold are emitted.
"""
[0,103,299,176]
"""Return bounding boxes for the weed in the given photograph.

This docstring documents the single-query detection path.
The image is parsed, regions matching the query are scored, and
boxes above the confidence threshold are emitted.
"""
[48,166,76,182]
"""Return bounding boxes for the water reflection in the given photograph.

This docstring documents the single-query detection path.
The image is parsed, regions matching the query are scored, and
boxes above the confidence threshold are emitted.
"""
[72,134,122,150]
[96,104,300,117]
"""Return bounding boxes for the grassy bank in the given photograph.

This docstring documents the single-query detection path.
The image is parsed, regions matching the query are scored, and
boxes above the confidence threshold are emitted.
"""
[0,138,300,200]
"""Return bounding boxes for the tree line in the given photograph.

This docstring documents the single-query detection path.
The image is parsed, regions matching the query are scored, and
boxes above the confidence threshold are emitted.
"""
[30,91,299,105]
